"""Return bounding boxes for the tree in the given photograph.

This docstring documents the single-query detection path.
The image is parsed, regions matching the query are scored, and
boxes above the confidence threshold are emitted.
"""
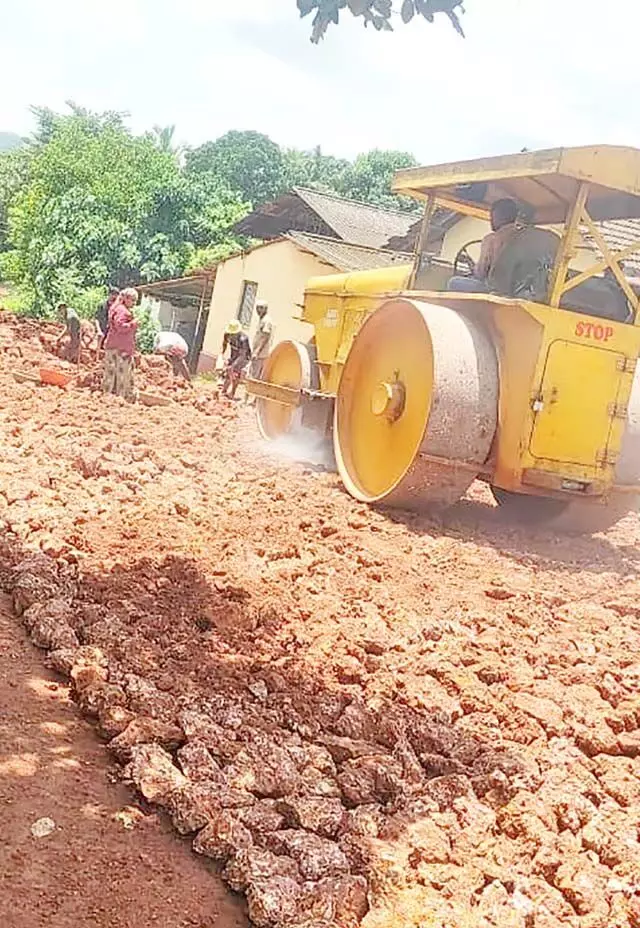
[0,148,32,252]
[186,130,287,208]
[336,149,419,211]
[3,107,249,312]
[297,0,465,42]
[150,124,179,155]
[283,145,351,194]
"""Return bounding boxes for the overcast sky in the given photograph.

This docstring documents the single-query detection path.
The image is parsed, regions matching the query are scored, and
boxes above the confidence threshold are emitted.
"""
[1,0,639,163]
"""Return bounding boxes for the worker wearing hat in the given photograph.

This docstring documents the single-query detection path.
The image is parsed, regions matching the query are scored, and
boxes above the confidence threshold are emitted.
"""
[221,319,252,400]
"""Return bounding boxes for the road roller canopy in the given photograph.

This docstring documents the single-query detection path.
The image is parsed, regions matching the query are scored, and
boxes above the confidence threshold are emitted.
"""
[392,146,640,225]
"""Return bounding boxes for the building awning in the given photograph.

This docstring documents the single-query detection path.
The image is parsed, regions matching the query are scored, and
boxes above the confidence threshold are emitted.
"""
[138,273,216,308]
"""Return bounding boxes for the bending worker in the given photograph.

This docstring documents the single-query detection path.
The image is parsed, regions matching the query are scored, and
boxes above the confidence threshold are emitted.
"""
[154,329,191,381]
[221,320,252,400]
[448,198,519,293]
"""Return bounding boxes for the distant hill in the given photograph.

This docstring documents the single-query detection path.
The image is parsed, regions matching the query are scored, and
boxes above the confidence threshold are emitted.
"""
[0,132,24,152]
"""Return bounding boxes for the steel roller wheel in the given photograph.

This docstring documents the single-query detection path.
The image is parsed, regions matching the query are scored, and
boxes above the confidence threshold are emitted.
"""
[257,340,313,441]
[334,298,499,509]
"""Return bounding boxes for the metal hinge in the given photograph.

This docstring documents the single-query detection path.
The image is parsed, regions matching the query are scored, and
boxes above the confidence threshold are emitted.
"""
[597,448,619,466]
[617,357,637,374]
[608,403,629,420]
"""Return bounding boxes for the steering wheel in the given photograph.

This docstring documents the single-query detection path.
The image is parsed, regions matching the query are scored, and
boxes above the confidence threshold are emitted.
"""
[454,240,484,278]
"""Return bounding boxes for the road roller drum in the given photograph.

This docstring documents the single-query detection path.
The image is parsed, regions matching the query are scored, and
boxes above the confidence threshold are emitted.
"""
[333,298,499,509]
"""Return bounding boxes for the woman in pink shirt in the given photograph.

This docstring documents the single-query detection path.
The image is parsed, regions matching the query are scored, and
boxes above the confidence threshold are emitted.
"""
[102,287,139,401]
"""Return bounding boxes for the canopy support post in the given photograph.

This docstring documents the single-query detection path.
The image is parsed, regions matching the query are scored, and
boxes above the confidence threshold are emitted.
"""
[409,194,436,289]
[549,182,589,307]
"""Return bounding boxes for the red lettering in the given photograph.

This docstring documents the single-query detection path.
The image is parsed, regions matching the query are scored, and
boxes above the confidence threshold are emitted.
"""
[575,320,616,341]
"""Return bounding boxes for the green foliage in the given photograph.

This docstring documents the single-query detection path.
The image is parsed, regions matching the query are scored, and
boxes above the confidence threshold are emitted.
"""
[186,131,287,209]
[297,0,465,42]
[150,124,178,154]
[186,240,245,273]
[0,148,32,251]
[283,146,351,194]
[281,145,418,212]
[135,299,160,354]
[2,105,249,313]
[0,282,34,315]
[335,149,419,211]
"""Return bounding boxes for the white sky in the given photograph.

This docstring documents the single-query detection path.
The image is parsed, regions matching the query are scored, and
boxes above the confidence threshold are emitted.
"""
[1,0,639,163]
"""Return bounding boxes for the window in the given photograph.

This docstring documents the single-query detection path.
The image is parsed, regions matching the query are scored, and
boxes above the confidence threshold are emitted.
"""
[238,280,258,326]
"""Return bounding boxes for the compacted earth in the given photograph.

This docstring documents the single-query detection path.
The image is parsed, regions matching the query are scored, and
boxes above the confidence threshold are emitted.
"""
[0,311,639,928]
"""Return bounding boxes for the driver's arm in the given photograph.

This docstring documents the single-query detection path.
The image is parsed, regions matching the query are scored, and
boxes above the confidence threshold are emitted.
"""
[476,232,496,280]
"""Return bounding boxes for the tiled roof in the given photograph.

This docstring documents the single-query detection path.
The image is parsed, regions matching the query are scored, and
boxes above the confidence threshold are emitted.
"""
[292,188,418,250]
[582,218,640,273]
[286,232,413,273]
[234,187,419,251]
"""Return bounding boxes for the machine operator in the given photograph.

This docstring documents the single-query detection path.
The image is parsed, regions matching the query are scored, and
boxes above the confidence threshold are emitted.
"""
[448,198,519,293]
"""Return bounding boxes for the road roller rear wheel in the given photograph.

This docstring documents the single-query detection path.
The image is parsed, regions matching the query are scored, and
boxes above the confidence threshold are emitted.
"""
[334,298,498,509]
[490,488,566,525]
[257,340,313,441]
[491,487,637,535]
[551,496,637,534]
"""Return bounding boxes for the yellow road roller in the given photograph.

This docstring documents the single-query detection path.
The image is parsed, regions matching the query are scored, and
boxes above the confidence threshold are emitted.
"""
[247,146,640,532]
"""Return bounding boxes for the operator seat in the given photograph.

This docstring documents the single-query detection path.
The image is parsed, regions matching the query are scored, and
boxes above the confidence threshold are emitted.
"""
[488,227,631,322]
[488,227,560,302]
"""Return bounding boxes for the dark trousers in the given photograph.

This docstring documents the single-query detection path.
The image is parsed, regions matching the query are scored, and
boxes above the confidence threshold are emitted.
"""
[447,276,490,293]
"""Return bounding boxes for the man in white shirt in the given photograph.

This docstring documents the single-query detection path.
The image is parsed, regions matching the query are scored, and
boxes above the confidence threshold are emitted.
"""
[250,302,273,379]
[154,330,191,381]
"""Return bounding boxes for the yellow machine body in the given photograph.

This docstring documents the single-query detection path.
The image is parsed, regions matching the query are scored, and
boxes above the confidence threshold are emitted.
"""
[250,145,640,524]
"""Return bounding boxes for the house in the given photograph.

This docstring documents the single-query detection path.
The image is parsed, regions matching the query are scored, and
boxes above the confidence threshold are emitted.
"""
[197,188,432,372]
[139,272,215,372]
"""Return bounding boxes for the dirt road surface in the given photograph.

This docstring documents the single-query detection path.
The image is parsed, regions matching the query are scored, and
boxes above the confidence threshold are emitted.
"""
[0,595,247,928]
[0,313,639,927]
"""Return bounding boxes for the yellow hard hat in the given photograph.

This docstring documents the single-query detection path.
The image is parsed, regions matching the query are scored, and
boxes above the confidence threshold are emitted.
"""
[226,320,241,335]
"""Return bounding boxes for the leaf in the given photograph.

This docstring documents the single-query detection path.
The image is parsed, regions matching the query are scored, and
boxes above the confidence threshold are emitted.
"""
[401,0,415,23]
[347,0,371,12]
[447,9,465,36]
[297,0,318,16]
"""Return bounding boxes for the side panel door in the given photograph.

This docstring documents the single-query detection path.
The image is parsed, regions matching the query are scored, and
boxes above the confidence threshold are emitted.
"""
[529,341,623,467]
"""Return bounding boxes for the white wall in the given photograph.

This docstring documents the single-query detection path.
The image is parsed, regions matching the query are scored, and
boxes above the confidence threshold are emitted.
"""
[200,240,336,370]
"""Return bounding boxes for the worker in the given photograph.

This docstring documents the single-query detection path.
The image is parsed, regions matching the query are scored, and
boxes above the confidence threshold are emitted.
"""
[56,303,82,363]
[249,301,273,379]
[154,330,191,381]
[448,198,519,292]
[102,287,139,401]
[221,320,252,400]
[95,287,119,350]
